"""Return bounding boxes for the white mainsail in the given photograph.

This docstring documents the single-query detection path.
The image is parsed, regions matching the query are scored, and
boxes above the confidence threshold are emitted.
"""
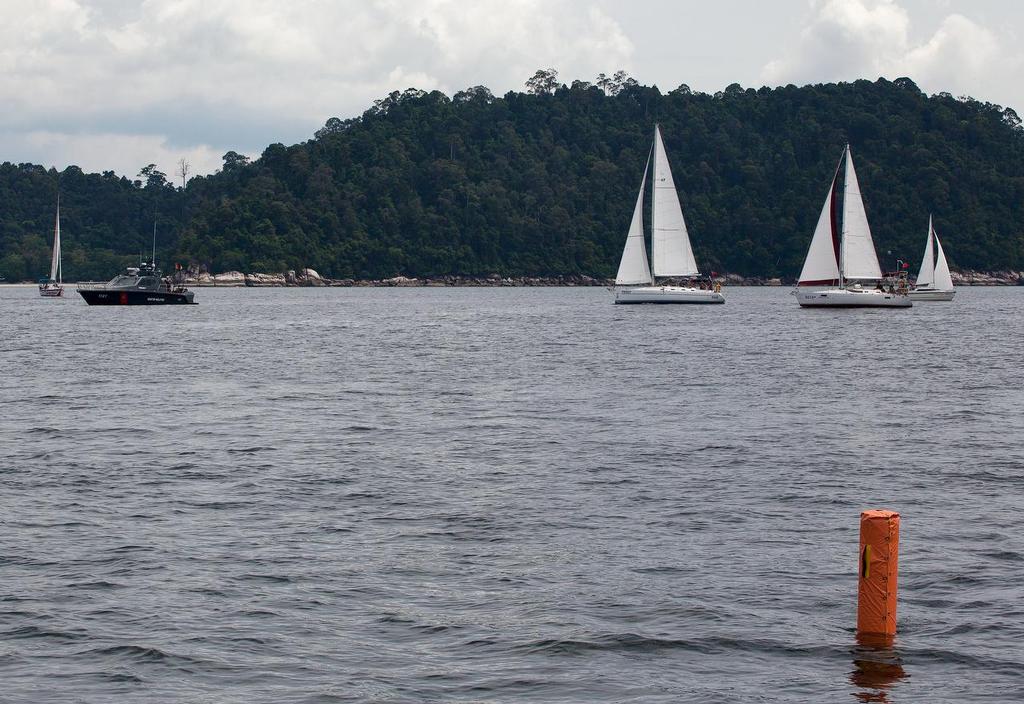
[840,147,882,280]
[933,226,954,291]
[49,198,62,283]
[651,125,699,277]
[615,152,653,285]
[798,170,840,285]
[916,215,935,287]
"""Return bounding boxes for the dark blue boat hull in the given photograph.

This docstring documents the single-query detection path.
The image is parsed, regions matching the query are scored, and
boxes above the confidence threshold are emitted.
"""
[79,289,196,305]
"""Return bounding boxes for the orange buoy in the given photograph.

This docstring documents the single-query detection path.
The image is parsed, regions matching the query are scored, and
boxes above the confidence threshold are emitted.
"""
[857,510,900,640]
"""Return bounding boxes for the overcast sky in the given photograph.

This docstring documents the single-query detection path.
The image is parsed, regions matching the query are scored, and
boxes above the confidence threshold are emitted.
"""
[2,0,1021,179]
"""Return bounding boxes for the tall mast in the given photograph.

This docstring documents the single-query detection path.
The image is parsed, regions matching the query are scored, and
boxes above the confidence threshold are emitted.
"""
[649,124,658,282]
[55,193,62,284]
[929,214,935,265]
[838,144,851,288]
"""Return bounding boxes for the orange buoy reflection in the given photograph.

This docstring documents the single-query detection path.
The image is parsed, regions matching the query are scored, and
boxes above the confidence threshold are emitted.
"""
[850,633,907,703]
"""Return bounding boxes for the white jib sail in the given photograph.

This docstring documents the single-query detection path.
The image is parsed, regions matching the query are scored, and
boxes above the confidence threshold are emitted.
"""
[615,152,653,285]
[916,215,935,287]
[651,126,699,277]
[50,200,62,283]
[798,171,840,285]
[933,226,954,291]
[840,147,882,280]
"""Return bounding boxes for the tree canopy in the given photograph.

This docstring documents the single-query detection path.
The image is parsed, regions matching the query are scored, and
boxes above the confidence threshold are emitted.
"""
[2,75,1022,282]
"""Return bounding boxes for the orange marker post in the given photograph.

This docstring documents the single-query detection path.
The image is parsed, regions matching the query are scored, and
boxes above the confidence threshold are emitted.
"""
[857,509,900,640]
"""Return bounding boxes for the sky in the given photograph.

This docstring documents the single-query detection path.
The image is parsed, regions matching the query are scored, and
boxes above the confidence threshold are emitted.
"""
[1,0,1021,179]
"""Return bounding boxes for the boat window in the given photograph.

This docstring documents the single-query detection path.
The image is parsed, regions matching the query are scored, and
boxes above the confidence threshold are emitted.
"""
[137,277,157,288]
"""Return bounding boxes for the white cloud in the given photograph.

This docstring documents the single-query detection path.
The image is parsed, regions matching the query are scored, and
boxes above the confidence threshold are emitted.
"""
[0,0,633,176]
[3,130,223,181]
[902,14,1000,88]
[763,0,910,83]
[762,0,1019,105]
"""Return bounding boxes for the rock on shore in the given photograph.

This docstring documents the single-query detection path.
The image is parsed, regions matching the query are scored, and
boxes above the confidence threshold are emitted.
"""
[245,273,287,286]
[951,270,1023,285]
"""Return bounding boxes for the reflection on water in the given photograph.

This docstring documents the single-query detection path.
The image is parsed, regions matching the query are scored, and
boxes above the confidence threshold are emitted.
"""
[851,634,908,702]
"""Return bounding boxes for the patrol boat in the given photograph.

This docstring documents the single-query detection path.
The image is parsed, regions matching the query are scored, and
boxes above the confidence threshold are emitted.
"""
[78,261,196,305]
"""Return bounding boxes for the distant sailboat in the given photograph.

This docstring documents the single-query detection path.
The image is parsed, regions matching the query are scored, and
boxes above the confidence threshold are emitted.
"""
[38,197,64,298]
[614,125,724,304]
[909,216,955,301]
[794,145,911,308]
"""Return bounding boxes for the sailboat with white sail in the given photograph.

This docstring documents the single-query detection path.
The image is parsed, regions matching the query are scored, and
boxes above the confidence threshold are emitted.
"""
[38,197,64,298]
[614,125,724,304]
[794,145,911,308]
[909,216,955,301]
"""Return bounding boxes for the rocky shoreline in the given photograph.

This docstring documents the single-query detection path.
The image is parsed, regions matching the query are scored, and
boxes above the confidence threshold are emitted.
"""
[949,270,1024,285]
[180,269,617,287]
[173,267,1024,288]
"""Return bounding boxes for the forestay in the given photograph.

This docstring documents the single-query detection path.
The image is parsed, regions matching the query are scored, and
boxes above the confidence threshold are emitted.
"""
[651,126,698,277]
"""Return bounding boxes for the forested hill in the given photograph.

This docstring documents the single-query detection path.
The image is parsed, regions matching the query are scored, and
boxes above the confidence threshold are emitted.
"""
[2,75,1023,282]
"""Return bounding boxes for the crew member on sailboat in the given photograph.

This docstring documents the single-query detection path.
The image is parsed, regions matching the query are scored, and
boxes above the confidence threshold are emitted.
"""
[614,125,724,304]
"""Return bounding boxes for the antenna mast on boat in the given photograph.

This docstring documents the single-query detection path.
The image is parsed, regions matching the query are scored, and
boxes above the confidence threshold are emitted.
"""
[152,209,157,267]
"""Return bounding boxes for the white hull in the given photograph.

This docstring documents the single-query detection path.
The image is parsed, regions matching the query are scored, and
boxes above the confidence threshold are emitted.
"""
[795,287,911,308]
[616,286,725,304]
[908,288,955,301]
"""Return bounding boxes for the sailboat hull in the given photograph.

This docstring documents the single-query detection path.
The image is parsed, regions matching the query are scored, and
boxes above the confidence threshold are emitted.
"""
[39,285,64,298]
[795,287,911,308]
[908,288,955,301]
[615,286,725,304]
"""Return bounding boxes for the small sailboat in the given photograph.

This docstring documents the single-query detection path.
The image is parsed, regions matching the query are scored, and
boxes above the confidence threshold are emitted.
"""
[38,197,64,298]
[909,216,955,301]
[614,125,723,304]
[794,145,911,308]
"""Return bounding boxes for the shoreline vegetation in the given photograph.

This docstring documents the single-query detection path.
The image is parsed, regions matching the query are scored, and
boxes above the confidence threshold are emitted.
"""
[170,268,1024,288]
[3,269,1021,287]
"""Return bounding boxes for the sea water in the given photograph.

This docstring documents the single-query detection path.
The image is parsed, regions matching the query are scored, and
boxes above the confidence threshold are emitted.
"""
[2,286,1022,702]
